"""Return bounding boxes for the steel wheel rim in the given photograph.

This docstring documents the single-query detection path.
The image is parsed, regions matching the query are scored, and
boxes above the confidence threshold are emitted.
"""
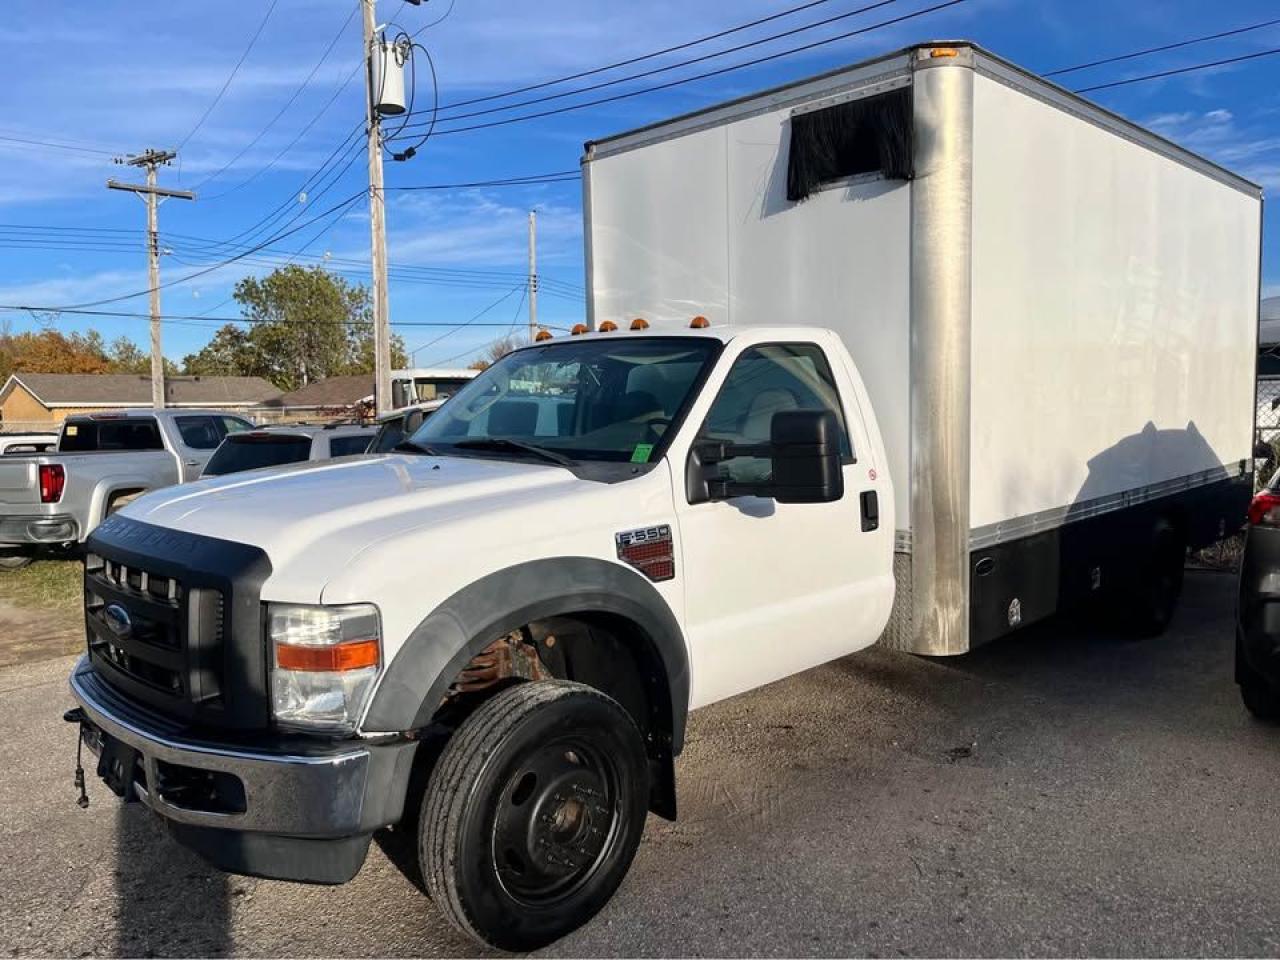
[490,735,622,905]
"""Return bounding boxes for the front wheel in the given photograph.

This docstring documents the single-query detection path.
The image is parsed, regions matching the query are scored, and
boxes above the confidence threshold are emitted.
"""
[420,680,649,952]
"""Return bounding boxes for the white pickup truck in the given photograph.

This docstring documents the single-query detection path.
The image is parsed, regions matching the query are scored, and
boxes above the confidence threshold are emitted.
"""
[0,409,253,568]
[66,43,1259,951]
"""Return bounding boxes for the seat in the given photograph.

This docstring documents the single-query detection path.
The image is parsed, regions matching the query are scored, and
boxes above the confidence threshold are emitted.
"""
[487,400,539,436]
[614,390,664,423]
[740,388,799,442]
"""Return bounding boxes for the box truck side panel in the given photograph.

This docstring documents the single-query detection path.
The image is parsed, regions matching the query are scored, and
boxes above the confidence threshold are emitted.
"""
[721,109,912,533]
[587,124,731,328]
[968,72,1260,538]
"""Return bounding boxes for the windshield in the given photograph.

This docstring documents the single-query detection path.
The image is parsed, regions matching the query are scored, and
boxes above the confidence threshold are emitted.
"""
[204,434,311,476]
[411,337,719,463]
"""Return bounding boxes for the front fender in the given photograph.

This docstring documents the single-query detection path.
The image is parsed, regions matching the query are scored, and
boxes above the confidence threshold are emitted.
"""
[362,557,691,751]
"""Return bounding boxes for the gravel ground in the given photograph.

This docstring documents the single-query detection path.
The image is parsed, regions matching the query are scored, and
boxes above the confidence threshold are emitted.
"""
[4,570,1280,957]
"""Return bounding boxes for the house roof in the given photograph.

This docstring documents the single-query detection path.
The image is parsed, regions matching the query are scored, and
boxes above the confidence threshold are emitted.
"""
[0,373,281,408]
[264,374,373,409]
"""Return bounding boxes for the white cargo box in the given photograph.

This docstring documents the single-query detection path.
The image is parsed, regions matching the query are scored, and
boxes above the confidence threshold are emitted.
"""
[583,43,1261,654]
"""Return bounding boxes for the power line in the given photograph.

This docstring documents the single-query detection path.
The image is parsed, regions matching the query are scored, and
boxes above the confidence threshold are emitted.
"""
[407,285,523,359]
[0,302,569,329]
[35,191,368,312]
[1045,16,1280,77]
[411,0,899,126]
[425,286,531,366]
[393,0,968,137]
[202,66,367,201]
[433,0,841,111]
[176,0,281,151]
[192,2,361,192]
[410,0,457,39]
[1074,45,1280,93]
[0,134,120,157]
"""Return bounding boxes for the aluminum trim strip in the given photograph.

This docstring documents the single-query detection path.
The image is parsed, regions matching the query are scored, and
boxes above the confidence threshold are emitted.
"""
[789,75,912,117]
[908,55,974,656]
[969,463,1250,550]
[587,60,912,159]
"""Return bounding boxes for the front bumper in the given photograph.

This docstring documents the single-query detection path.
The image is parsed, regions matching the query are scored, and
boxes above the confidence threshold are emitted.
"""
[0,513,78,545]
[69,657,418,884]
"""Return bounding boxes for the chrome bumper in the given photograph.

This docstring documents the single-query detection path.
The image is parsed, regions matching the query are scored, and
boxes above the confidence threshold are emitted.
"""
[0,513,78,545]
[69,657,389,838]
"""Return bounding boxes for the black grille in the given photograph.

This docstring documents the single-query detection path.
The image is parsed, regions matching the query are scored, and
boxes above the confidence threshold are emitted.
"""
[83,515,273,730]
[85,554,226,718]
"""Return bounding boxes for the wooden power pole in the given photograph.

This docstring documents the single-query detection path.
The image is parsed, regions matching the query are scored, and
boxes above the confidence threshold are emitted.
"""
[528,210,538,342]
[363,0,393,415]
[107,150,194,409]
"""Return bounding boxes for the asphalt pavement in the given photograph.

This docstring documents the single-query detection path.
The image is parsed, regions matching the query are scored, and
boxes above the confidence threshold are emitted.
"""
[4,570,1280,957]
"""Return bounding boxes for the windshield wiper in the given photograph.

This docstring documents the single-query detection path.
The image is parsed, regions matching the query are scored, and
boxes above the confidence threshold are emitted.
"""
[451,437,575,468]
[394,440,439,455]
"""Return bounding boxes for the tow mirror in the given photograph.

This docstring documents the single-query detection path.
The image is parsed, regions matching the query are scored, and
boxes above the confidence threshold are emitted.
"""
[687,409,844,504]
[403,409,426,436]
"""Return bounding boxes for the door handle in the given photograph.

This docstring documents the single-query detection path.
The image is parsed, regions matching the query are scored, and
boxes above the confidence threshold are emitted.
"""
[184,459,200,467]
[860,490,879,532]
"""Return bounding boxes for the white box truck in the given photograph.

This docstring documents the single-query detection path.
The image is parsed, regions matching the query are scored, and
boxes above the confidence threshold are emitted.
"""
[65,43,1259,951]
[583,41,1262,653]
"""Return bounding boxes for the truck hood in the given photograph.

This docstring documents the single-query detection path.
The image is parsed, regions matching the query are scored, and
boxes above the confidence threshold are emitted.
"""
[121,454,577,593]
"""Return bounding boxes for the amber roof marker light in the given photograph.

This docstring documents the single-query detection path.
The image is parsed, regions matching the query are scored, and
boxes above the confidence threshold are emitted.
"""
[570,323,589,335]
[598,320,619,332]
[630,317,650,331]
[690,315,710,329]
[534,328,553,342]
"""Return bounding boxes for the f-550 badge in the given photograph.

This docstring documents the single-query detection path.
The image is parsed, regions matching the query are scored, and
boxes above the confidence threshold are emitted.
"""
[615,525,675,582]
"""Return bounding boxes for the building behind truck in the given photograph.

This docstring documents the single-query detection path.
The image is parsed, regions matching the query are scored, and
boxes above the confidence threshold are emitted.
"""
[64,42,1261,954]
[583,41,1261,652]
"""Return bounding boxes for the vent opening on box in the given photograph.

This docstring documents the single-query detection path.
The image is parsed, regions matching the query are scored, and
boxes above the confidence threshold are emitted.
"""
[786,87,913,202]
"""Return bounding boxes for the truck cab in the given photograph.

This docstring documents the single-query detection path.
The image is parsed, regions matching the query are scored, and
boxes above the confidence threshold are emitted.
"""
[68,321,893,950]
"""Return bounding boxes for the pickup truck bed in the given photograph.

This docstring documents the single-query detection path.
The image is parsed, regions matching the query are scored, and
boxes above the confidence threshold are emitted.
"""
[0,408,253,559]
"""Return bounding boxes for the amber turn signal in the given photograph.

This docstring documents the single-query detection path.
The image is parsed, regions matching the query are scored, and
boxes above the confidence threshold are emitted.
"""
[276,639,380,672]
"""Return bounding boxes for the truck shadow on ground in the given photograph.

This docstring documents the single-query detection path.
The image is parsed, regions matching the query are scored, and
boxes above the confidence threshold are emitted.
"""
[113,804,232,957]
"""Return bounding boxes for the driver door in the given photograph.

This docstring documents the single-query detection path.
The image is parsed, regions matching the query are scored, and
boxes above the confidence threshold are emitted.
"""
[675,340,893,707]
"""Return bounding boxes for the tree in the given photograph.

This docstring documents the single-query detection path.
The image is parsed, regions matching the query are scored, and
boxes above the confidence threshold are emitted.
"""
[468,333,524,371]
[231,265,389,391]
[107,336,178,376]
[0,329,112,379]
[182,324,261,378]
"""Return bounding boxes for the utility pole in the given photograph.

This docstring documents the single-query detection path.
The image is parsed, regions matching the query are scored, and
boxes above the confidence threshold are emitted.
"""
[363,0,392,415]
[107,150,194,410]
[528,210,538,342]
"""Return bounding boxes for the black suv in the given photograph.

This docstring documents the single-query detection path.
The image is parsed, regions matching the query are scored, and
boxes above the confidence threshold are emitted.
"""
[1237,476,1280,717]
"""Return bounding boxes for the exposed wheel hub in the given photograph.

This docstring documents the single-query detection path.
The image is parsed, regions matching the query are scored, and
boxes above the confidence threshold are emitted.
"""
[494,742,616,901]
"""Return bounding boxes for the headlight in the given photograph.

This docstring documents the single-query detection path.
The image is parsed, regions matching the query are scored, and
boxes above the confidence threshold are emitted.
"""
[268,603,381,733]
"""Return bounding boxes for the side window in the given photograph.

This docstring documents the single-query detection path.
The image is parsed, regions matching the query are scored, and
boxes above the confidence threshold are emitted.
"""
[174,416,222,450]
[329,434,373,457]
[699,343,852,484]
[221,416,252,436]
[102,419,163,451]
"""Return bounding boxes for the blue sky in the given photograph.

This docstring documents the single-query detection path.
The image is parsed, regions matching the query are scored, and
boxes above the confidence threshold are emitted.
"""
[0,0,1278,367]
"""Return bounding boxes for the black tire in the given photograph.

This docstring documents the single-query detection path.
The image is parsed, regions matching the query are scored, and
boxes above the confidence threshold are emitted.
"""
[1238,635,1280,721]
[420,680,649,952]
[0,549,32,571]
[1126,520,1186,637]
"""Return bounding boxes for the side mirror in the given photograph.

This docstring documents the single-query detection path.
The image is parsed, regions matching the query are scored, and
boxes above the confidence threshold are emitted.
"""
[403,409,426,436]
[687,409,844,504]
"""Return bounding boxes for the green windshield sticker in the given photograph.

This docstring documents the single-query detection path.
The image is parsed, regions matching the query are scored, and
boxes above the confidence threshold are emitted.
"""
[630,443,654,464]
